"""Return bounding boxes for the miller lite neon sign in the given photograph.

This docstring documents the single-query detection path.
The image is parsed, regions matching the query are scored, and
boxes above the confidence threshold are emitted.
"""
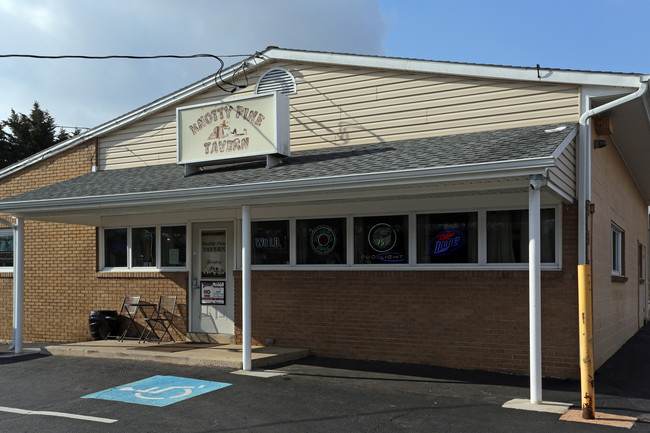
[428,230,466,256]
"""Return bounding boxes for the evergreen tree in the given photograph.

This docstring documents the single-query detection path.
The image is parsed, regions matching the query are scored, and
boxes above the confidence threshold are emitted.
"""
[0,102,75,169]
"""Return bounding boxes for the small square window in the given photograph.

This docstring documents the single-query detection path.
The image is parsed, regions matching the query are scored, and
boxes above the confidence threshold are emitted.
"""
[161,226,187,267]
[104,228,127,268]
[297,218,346,264]
[0,229,13,268]
[251,220,290,265]
[417,212,478,264]
[354,215,408,264]
[486,208,556,263]
[132,227,156,267]
[611,223,624,276]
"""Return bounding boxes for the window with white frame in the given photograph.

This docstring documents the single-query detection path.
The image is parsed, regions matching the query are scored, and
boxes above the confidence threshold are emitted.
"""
[102,225,186,270]
[486,208,556,263]
[611,222,624,276]
[251,220,290,265]
[249,207,559,268]
[417,212,478,264]
[0,228,13,270]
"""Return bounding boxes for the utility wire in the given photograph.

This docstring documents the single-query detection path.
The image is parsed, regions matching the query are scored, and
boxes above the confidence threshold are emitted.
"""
[0,53,249,60]
[0,52,262,93]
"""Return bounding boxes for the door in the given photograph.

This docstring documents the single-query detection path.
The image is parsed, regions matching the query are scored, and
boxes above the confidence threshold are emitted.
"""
[191,222,235,335]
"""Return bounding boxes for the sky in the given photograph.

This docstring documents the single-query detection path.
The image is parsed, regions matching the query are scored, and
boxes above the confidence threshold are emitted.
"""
[0,0,648,133]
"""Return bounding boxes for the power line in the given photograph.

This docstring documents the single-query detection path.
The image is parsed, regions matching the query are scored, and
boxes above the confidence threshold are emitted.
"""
[0,53,249,60]
[0,52,262,94]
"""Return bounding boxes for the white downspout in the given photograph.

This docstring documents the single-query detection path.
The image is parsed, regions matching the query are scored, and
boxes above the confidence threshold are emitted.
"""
[529,174,544,404]
[578,80,649,264]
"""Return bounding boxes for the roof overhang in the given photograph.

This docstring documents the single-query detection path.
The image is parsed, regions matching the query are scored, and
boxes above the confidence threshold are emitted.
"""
[263,47,646,88]
[594,90,650,203]
[0,158,555,226]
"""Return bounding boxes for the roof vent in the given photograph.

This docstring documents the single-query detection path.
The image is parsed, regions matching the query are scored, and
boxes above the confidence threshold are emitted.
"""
[255,67,296,95]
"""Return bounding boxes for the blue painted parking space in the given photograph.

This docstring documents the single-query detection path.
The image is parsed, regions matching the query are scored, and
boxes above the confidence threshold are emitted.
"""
[82,375,231,407]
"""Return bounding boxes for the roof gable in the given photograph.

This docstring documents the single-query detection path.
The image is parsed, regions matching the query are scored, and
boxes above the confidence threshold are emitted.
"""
[0,46,644,180]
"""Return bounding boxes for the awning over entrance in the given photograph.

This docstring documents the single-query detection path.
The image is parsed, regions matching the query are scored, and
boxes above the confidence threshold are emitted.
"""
[0,122,577,222]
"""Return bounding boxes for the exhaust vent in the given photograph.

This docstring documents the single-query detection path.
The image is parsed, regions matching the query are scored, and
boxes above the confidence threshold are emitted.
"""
[255,67,296,95]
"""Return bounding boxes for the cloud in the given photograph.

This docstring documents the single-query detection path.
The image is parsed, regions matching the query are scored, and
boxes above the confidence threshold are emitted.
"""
[0,0,388,130]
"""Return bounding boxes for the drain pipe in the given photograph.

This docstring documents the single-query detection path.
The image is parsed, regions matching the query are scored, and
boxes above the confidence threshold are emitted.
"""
[578,79,649,265]
[576,78,648,418]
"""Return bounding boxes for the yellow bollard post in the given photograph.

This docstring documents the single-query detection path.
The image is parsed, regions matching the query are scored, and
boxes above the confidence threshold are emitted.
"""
[578,264,595,419]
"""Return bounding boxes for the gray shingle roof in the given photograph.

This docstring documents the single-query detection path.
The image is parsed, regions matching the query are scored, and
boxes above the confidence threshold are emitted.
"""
[0,123,576,205]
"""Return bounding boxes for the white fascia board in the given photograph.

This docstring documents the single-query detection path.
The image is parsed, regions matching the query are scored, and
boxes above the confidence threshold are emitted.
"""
[1,157,554,215]
[264,48,644,88]
[0,54,273,180]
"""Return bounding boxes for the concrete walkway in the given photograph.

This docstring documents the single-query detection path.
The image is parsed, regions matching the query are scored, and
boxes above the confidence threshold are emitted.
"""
[39,340,309,369]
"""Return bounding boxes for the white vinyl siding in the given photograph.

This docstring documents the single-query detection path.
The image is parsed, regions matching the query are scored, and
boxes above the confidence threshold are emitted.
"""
[547,139,577,200]
[99,62,580,170]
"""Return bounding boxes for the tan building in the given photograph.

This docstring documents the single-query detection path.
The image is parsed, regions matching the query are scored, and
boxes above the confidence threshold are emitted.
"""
[0,48,648,390]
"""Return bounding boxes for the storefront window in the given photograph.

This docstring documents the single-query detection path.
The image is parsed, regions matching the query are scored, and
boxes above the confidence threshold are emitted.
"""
[104,228,127,268]
[103,225,187,270]
[161,226,186,267]
[0,229,13,268]
[132,227,156,267]
[417,212,478,263]
[252,220,290,265]
[296,218,346,264]
[487,208,555,263]
[354,215,408,264]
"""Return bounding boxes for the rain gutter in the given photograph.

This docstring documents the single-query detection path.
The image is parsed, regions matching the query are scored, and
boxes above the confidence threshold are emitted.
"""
[577,79,649,265]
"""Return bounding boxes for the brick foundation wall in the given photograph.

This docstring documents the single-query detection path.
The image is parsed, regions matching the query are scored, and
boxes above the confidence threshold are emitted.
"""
[234,204,579,379]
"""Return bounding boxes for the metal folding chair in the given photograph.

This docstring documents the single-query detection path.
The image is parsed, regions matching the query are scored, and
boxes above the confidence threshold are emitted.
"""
[142,296,177,343]
[106,295,140,341]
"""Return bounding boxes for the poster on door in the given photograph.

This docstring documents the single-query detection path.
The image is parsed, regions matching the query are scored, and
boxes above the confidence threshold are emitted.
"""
[201,281,225,305]
[201,230,226,278]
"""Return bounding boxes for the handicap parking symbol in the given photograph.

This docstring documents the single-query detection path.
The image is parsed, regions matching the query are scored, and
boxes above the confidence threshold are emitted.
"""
[82,375,231,407]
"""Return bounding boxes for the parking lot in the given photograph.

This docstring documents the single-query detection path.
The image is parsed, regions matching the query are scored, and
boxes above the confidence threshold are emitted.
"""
[2,329,650,432]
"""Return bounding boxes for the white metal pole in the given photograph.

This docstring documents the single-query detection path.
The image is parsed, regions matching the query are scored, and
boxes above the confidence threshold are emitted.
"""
[13,217,24,354]
[241,205,252,371]
[529,175,543,403]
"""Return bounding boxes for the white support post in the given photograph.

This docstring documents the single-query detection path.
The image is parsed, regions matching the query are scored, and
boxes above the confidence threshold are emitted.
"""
[529,175,543,404]
[241,205,252,371]
[13,217,24,354]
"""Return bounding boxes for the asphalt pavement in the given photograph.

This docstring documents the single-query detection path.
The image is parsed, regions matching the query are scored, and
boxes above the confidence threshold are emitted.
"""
[0,326,649,432]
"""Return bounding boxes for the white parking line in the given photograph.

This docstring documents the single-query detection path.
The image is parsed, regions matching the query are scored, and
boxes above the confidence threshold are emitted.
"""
[0,406,117,424]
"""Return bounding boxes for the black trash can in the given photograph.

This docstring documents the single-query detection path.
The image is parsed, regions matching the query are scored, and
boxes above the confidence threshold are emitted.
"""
[88,310,118,340]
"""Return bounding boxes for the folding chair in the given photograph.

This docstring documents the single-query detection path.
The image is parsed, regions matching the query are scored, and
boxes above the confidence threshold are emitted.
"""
[142,296,177,343]
[105,295,140,341]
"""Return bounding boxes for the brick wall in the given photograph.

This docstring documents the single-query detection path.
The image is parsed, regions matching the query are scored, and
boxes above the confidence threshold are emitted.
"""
[591,126,649,368]
[0,141,188,342]
[234,204,579,379]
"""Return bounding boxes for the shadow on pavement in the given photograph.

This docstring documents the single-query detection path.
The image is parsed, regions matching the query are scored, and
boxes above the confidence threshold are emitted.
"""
[594,323,650,401]
[276,323,650,402]
[0,353,47,365]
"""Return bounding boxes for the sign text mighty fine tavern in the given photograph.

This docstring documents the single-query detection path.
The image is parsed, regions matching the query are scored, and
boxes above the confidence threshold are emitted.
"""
[177,92,290,166]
